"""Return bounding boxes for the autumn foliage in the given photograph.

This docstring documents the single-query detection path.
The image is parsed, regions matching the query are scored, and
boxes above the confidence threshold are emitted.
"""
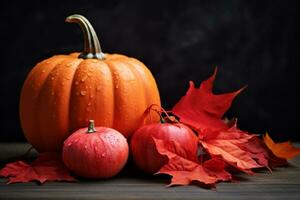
[150,68,300,187]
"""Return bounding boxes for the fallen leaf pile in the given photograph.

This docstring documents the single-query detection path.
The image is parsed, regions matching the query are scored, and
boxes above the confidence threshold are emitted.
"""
[152,68,300,187]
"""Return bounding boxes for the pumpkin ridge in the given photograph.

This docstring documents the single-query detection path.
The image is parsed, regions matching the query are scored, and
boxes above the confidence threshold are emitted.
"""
[127,58,161,123]
[122,59,148,119]
[20,56,65,151]
[68,59,95,131]
[104,60,116,131]
[107,58,146,136]
[34,56,74,151]
[94,61,114,128]
[52,57,81,149]
[66,58,84,134]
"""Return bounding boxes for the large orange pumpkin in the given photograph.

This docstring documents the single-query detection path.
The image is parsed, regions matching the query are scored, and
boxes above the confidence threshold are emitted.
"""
[20,14,161,152]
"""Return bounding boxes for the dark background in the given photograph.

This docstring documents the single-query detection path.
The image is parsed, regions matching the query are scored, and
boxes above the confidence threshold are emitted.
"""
[0,0,299,142]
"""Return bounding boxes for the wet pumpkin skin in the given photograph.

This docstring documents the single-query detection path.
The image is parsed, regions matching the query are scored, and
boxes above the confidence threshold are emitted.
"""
[19,15,160,152]
[62,120,129,179]
[130,123,198,174]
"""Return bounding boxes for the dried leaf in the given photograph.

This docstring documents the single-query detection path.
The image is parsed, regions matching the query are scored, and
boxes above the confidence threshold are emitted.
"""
[0,152,76,184]
[153,138,231,187]
[263,133,300,159]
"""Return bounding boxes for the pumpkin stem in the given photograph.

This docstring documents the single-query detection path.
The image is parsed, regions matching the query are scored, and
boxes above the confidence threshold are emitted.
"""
[87,120,97,133]
[146,104,178,124]
[66,14,105,60]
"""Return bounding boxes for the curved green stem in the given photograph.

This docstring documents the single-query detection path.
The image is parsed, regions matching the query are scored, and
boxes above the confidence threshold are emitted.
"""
[66,14,105,60]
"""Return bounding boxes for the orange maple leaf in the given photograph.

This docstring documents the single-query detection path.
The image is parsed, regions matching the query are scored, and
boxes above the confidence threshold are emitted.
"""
[263,133,300,159]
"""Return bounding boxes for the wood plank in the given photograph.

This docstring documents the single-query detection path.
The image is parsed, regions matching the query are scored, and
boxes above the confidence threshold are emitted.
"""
[0,143,300,200]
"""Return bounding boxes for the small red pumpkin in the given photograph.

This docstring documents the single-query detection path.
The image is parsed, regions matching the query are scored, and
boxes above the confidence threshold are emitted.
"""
[130,120,198,174]
[62,120,129,179]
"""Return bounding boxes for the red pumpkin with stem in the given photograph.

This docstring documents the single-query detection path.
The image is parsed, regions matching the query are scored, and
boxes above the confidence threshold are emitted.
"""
[62,120,129,179]
[130,105,198,174]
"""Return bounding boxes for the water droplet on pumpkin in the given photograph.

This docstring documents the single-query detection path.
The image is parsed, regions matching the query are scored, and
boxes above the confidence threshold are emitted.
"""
[81,76,87,82]
[75,81,79,85]
[61,82,65,86]
[42,69,46,73]
[74,139,79,143]
[85,86,88,89]
[80,90,87,96]
[101,153,106,157]
[84,145,88,150]
[46,61,51,64]
[115,85,119,89]
[67,142,72,147]
[87,102,91,106]
[96,86,101,91]
[90,95,94,99]
[51,77,55,80]
[87,73,92,77]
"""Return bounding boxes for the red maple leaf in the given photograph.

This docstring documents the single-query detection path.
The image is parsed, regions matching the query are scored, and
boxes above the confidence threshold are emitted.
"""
[172,68,245,132]
[155,67,297,189]
[171,69,287,173]
[198,124,263,173]
[153,137,232,187]
[0,152,76,184]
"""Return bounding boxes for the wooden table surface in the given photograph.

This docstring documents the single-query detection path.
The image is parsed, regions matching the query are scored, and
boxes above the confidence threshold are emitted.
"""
[0,143,300,200]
